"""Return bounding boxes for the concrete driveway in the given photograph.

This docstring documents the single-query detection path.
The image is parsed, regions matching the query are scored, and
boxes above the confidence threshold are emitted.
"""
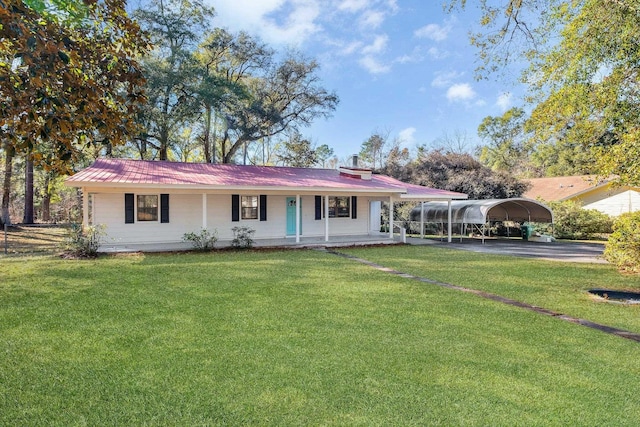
[407,237,607,264]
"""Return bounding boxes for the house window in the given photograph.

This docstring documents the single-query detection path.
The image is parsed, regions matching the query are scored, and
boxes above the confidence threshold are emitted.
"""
[326,196,350,218]
[241,196,258,220]
[137,195,158,221]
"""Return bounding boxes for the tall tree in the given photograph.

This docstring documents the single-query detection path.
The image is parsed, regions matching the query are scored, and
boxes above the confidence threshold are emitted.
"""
[451,0,640,185]
[0,0,148,226]
[275,132,317,167]
[195,29,273,163]
[315,144,334,168]
[477,107,532,175]
[133,0,213,160]
[218,53,339,164]
[359,131,388,170]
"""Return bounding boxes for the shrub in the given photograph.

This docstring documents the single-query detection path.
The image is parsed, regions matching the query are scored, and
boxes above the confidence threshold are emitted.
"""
[231,226,255,249]
[604,212,640,273]
[183,228,218,251]
[547,200,613,239]
[63,224,105,258]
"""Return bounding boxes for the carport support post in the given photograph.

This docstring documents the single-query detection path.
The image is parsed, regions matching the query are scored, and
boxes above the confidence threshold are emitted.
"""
[447,200,452,243]
[420,201,424,239]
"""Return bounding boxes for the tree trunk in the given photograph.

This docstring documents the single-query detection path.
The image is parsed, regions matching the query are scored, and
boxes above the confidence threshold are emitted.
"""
[41,173,52,222]
[1,146,14,227]
[23,157,34,224]
[203,105,212,163]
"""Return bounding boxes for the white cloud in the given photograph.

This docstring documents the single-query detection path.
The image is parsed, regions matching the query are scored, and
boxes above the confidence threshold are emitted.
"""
[426,47,450,60]
[496,92,513,111]
[338,40,364,55]
[359,10,385,29]
[446,83,476,102]
[337,0,368,12]
[431,70,464,88]
[398,127,417,146]
[361,34,388,55]
[208,0,320,46]
[386,0,398,12]
[393,46,423,64]
[359,55,391,74]
[414,23,450,42]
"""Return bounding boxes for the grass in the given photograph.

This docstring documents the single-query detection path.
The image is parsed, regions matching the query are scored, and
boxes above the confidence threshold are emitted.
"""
[342,245,640,334]
[1,248,640,425]
[1,225,68,255]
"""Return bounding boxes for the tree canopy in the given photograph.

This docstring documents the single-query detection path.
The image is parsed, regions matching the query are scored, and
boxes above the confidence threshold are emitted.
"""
[0,0,149,172]
[454,0,640,184]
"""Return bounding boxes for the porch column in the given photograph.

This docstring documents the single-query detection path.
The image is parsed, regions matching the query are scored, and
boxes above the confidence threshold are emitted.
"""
[202,193,207,229]
[82,187,89,227]
[447,199,452,243]
[389,197,394,239]
[324,195,329,242]
[420,201,425,239]
[295,194,301,243]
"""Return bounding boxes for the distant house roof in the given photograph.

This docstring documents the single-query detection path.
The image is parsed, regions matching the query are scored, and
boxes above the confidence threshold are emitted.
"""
[66,158,467,200]
[523,175,611,201]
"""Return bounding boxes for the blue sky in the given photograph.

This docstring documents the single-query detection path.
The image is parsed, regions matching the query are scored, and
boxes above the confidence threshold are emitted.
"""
[208,0,524,162]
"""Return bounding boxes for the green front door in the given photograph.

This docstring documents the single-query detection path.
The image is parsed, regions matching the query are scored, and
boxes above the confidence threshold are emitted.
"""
[286,197,302,236]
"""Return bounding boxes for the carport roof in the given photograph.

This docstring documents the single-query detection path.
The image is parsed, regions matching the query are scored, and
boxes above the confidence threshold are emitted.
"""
[410,198,553,224]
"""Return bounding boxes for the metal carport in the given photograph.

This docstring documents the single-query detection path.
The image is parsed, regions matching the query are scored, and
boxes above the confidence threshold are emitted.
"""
[410,198,554,243]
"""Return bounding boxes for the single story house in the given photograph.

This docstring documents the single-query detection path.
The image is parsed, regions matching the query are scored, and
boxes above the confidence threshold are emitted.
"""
[523,175,640,216]
[65,158,467,250]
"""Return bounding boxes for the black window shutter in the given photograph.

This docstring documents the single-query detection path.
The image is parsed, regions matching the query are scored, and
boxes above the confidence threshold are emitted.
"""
[125,193,134,224]
[231,194,240,222]
[351,196,357,219]
[259,195,267,221]
[315,196,322,220]
[160,194,170,223]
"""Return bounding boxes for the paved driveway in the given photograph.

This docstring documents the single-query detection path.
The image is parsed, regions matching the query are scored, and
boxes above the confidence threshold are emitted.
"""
[407,237,607,264]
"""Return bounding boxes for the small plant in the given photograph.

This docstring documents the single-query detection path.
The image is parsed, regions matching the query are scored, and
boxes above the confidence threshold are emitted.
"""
[63,223,106,258]
[231,226,255,249]
[183,228,218,251]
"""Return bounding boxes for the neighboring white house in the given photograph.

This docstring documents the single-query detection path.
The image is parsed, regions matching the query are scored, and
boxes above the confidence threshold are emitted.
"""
[523,175,640,216]
[65,158,467,250]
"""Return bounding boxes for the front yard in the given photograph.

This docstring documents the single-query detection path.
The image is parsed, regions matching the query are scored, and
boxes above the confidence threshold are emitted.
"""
[1,247,639,425]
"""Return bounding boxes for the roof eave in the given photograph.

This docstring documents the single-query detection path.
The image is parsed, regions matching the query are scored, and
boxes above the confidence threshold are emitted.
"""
[65,181,407,194]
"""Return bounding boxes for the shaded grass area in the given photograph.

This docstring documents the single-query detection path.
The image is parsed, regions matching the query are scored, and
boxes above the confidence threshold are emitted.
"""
[1,250,640,425]
[342,245,640,335]
[1,225,68,255]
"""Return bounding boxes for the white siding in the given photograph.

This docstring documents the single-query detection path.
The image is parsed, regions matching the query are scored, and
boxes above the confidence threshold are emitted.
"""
[90,190,376,247]
[583,190,640,216]
[94,193,201,246]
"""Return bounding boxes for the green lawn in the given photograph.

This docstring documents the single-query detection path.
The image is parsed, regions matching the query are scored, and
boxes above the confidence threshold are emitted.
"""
[1,248,640,425]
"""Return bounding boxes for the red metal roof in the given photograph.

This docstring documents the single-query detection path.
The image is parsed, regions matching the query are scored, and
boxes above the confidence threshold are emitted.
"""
[66,158,467,199]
